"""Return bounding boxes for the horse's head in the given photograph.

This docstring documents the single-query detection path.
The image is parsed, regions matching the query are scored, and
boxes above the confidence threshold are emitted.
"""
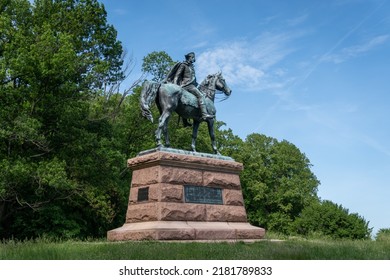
[214,72,232,96]
[200,72,232,101]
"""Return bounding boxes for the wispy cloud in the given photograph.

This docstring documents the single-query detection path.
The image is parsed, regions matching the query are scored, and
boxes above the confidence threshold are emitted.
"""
[293,0,387,87]
[197,42,264,90]
[322,35,389,63]
[197,31,302,92]
[113,8,128,16]
[360,134,390,157]
[286,14,309,26]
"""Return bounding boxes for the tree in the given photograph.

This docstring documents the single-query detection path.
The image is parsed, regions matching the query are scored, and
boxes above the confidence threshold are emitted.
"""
[375,228,390,242]
[216,123,245,160]
[141,51,176,82]
[293,200,372,239]
[110,86,156,157]
[0,0,127,239]
[238,134,320,233]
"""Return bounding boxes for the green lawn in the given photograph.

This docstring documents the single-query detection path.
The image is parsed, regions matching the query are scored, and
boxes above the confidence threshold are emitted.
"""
[1,238,389,260]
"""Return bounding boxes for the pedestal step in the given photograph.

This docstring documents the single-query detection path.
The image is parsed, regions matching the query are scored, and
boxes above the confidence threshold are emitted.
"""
[107,221,265,241]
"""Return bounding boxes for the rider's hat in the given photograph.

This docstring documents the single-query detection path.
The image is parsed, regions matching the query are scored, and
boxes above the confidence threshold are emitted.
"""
[185,52,195,59]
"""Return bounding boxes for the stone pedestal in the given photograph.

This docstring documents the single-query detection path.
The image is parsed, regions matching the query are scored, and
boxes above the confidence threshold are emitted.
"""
[107,148,265,241]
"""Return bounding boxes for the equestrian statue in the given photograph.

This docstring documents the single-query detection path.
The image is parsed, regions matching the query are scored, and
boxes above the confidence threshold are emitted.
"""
[140,52,232,154]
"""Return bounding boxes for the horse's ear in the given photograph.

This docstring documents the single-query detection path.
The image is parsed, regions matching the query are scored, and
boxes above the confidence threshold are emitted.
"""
[217,70,222,76]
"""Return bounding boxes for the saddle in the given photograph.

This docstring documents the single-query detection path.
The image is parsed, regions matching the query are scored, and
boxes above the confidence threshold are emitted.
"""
[179,90,199,108]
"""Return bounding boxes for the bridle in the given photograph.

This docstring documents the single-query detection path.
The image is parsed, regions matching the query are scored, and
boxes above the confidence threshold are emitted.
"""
[198,74,228,99]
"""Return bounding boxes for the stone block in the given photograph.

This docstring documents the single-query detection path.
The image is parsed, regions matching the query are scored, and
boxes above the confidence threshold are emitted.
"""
[128,187,137,204]
[131,166,160,186]
[230,222,266,239]
[126,203,158,222]
[129,185,157,204]
[160,184,183,202]
[188,222,237,240]
[160,166,203,185]
[203,171,241,189]
[206,205,247,222]
[160,202,206,221]
[224,189,245,206]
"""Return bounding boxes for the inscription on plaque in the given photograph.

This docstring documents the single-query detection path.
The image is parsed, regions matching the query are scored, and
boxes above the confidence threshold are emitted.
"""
[137,187,149,202]
[184,185,223,205]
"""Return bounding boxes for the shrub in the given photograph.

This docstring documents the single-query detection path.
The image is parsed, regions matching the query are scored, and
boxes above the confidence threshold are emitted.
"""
[293,200,372,240]
[376,228,390,242]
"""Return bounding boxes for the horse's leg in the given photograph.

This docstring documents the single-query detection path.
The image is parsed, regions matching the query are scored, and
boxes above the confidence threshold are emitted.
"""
[155,120,163,148]
[155,85,176,148]
[163,115,171,147]
[191,120,200,152]
[207,118,219,154]
[156,110,171,147]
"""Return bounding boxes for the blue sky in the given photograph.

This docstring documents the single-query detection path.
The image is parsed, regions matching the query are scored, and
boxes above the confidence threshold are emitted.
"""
[99,0,390,236]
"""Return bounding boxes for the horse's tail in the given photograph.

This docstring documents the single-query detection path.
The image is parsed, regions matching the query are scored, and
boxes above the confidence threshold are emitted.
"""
[140,80,160,123]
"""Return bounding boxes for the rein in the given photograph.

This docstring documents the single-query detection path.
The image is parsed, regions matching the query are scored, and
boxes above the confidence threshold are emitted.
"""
[199,75,218,99]
[199,84,216,91]
[198,84,215,98]
[198,75,229,101]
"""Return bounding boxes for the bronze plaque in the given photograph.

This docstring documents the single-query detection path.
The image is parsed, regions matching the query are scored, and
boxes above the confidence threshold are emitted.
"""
[137,187,149,202]
[184,185,223,205]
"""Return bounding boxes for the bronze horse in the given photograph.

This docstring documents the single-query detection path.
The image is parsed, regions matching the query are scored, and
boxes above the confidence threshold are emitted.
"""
[140,72,232,154]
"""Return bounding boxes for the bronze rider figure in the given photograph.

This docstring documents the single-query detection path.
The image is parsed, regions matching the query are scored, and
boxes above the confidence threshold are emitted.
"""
[165,52,214,120]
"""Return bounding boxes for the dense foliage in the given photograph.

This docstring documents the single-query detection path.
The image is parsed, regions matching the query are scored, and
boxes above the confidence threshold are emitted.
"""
[293,200,372,239]
[0,0,374,240]
[141,51,176,82]
[0,0,129,239]
[376,228,390,242]
[236,134,320,234]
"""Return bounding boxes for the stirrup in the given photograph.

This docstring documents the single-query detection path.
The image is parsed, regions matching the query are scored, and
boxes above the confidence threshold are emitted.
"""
[201,113,214,120]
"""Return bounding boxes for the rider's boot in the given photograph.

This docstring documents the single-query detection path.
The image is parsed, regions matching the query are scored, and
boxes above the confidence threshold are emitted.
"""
[199,97,214,120]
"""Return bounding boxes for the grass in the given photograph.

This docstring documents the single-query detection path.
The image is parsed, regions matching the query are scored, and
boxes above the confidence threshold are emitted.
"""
[1,236,390,260]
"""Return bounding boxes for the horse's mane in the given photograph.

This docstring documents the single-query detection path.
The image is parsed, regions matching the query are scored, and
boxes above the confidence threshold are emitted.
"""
[199,73,218,88]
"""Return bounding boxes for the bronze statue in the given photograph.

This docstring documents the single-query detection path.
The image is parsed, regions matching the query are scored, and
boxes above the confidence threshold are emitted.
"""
[164,52,214,120]
[140,52,232,154]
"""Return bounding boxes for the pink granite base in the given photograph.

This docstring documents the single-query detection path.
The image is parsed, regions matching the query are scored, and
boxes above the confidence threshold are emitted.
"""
[107,221,265,241]
[107,149,265,241]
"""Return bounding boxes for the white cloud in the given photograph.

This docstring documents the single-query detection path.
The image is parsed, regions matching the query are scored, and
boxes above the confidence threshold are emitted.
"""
[322,35,389,64]
[197,43,263,90]
[344,35,389,55]
[196,32,299,92]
